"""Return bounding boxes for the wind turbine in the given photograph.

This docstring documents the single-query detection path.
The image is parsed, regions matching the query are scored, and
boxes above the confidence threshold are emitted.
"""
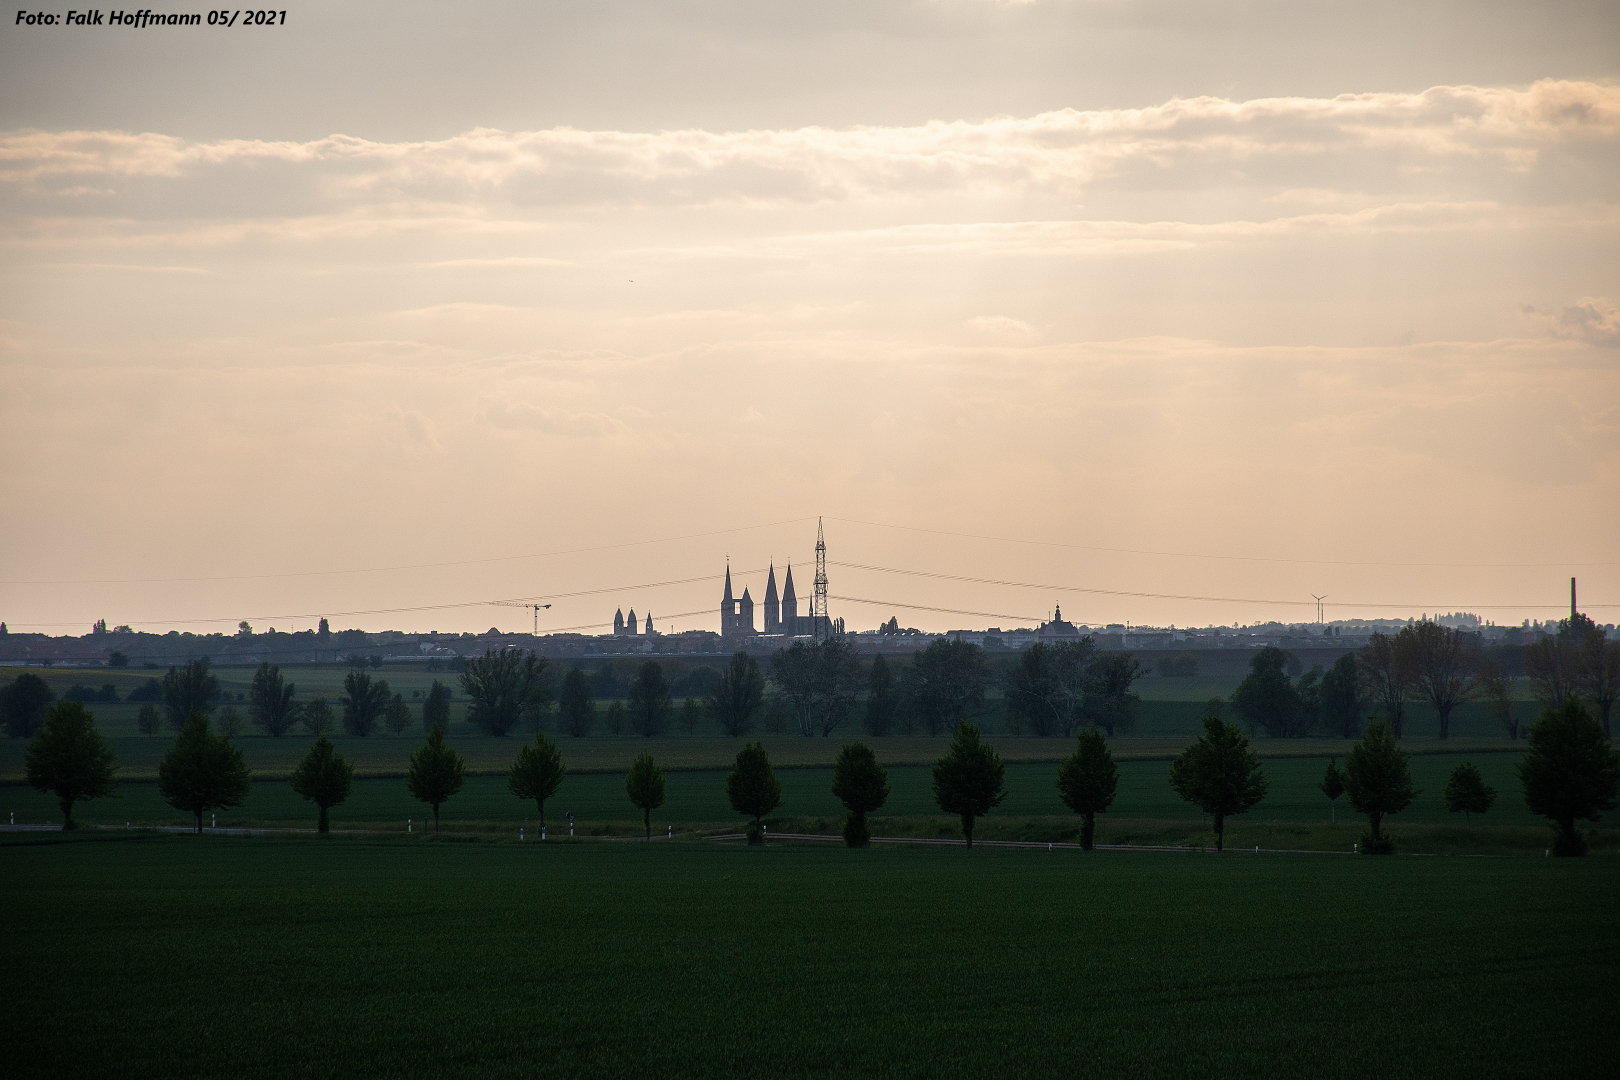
[1311,595,1327,626]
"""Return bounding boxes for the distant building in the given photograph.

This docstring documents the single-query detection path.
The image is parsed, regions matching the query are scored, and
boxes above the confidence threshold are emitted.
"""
[1036,605,1085,642]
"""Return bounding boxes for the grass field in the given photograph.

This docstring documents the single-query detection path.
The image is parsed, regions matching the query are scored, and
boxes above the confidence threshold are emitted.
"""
[3,833,1612,1079]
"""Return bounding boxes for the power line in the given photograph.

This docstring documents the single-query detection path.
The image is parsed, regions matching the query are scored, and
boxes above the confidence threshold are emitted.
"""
[829,515,1620,570]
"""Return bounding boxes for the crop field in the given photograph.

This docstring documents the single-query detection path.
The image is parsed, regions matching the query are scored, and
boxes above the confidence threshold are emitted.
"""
[2,834,1612,1079]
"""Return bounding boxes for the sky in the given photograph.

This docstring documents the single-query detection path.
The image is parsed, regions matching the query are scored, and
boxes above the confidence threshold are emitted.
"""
[1,0,1617,637]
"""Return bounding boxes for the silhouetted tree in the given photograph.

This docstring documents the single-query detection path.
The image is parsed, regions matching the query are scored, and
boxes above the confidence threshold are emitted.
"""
[1524,637,1578,711]
[1319,758,1345,822]
[342,670,390,737]
[162,658,220,731]
[557,669,594,737]
[628,661,672,737]
[1342,719,1417,853]
[931,721,1005,847]
[136,703,162,735]
[1318,654,1367,739]
[1232,647,1311,738]
[108,650,129,668]
[727,741,781,843]
[407,726,465,829]
[605,700,626,735]
[1444,762,1496,825]
[1005,640,1095,736]
[460,649,551,736]
[2,673,54,739]
[508,733,565,831]
[248,662,301,737]
[1057,727,1117,850]
[25,701,117,829]
[384,692,412,735]
[1406,622,1481,739]
[680,698,701,733]
[290,735,352,833]
[1577,629,1619,738]
[626,751,665,839]
[863,654,896,736]
[1519,700,1620,856]
[158,714,251,834]
[708,652,764,737]
[1081,650,1142,736]
[422,679,452,734]
[302,697,335,736]
[216,705,245,737]
[1358,632,1414,739]
[1169,715,1268,851]
[910,639,990,736]
[1478,660,1518,740]
[832,741,888,847]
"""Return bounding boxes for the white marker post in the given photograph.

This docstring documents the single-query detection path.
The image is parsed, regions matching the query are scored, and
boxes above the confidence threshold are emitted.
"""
[408,819,412,833]
[521,827,524,841]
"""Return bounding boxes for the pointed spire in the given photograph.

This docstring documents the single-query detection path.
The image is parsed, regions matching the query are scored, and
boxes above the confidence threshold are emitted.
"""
[765,562,779,604]
[723,559,734,603]
[782,561,796,603]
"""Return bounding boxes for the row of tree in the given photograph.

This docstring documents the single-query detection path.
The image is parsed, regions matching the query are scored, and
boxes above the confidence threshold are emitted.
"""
[1229,614,1619,741]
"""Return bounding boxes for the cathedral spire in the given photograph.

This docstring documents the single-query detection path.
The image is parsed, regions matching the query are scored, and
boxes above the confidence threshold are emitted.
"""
[723,560,734,603]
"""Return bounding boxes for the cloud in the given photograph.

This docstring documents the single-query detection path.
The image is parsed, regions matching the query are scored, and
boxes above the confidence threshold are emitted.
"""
[1525,297,1620,347]
[480,399,624,437]
[964,315,1038,340]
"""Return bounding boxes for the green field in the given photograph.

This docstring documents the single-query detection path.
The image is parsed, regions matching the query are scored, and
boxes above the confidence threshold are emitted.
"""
[3,834,1611,1079]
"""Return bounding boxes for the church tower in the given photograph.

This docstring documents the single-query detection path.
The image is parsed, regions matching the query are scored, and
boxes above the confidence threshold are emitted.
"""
[627,609,638,636]
[781,562,799,633]
[721,562,736,636]
[764,563,780,633]
[739,587,755,634]
[613,609,625,636]
[644,611,655,636]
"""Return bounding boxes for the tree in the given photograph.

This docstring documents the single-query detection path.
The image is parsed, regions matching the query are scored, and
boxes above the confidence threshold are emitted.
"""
[1318,655,1367,739]
[1170,716,1268,851]
[1319,758,1345,822]
[708,652,764,737]
[302,697,335,736]
[248,662,301,737]
[931,721,1005,847]
[109,650,129,668]
[384,693,413,735]
[1406,622,1481,740]
[1519,700,1620,856]
[1005,640,1095,737]
[807,636,864,737]
[158,714,252,834]
[605,700,626,735]
[2,673,54,739]
[1443,762,1496,825]
[1576,629,1619,738]
[680,698,701,733]
[162,658,220,731]
[342,670,391,737]
[1231,647,1311,738]
[863,654,897,736]
[910,639,990,736]
[407,726,465,829]
[1524,637,1578,711]
[508,733,566,831]
[628,661,672,737]
[727,741,782,843]
[1056,727,1117,850]
[557,669,594,737]
[1358,632,1414,739]
[625,751,665,839]
[832,742,888,847]
[460,649,551,736]
[1081,650,1142,736]
[289,735,353,833]
[1478,660,1518,740]
[137,703,162,734]
[217,705,245,737]
[772,642,820,737]
[1341,719,1417,853]
[25,701,117,829]
[422,679,452,734]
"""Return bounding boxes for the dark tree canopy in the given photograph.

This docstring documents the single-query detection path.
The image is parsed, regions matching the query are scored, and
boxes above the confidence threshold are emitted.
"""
[709,651,765,737]
[407,726,466,828]
[1443,762,1496,825]
[508,732,566,830]
[1080,649,1143,737]
[2,672,55,739]
[727,741,782,842]
[1169,715,1268,851]
[302,697,335,736]
[162,658,220,731]
[863,653,897,737]
[1405,621,1481,740]
[460,649,552,736]
[1518,700,1620,856]
[158,713,251,834]
[1320,758,1345,821]
[1005,640,1095,737]
[931,721,1005,847]
[25,701,118,829]
[383,693,413,735]
[1318,654,1367,739]
[342,670,391,737]
[249,662,301,737]
[289,735,353,833]
[1478,661,1519,740]
[1524,637,1578,712]
[626,751,666,839]
[831,741,888,847]
[1057,727,1117,850]
[628,661,672,737]
[1231,647,1312,738]
[422,679,452,734]
[556,669,594,737]
[1342,719,1418,852]
[771,638,864,737]
[1358,632,1414,739]
[1577,629,1619,738]
[909,639,991,737]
